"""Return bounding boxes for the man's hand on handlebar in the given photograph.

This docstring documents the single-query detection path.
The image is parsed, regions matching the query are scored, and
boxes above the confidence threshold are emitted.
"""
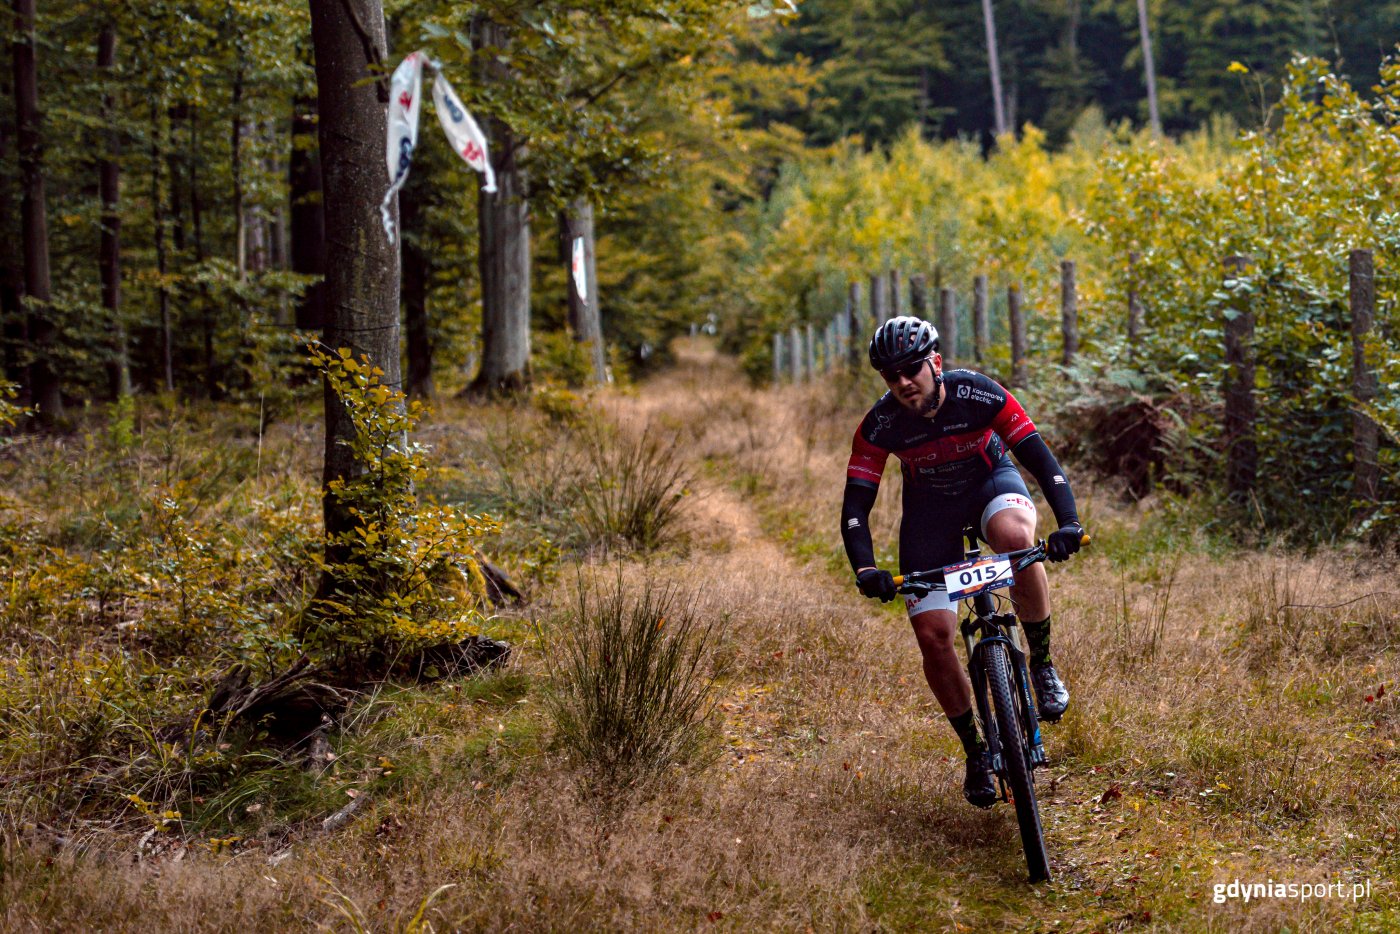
[1047,523,1088,562]
[856,567,899,602]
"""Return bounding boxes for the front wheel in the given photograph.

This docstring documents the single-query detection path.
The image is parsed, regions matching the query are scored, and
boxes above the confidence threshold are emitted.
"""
[986,641,1051,883]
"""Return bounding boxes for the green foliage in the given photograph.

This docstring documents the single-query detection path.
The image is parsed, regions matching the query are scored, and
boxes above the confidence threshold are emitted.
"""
[0,381,27,434]
[745,56,1399,541]
[301,346,500,674]
[541,572,723,795]
[1085,56,1400,537]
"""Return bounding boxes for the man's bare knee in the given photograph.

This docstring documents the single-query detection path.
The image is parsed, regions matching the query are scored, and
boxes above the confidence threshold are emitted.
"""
[911,610,957,651]
[985,509,1036,552]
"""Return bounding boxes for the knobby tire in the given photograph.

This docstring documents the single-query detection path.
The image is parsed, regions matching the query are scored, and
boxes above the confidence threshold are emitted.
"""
[986,642,1051,883]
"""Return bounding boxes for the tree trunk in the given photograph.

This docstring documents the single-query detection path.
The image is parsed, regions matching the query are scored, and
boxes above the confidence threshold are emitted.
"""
[167,106,186,254]
[562,198,604,384]
[980,0,1009,138]
[12,0,60,421]
[468,19,530,396]
[232,66,246,280]
[0,64,22,388]
[402,177,433,400]
[98,25,129,398]
[1136,0,1162,136]
[307,0,401,560]
[151,102,174,393]
[289,89,327,330]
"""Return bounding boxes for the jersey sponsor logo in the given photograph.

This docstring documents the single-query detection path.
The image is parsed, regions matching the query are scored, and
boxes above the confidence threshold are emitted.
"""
[868,412,894,441]
[1053,474,1065,484]
[846,518,860,528]
[957,384,971,399]
[967,388,1005,406]
[955,437,984,454]
[943,422,969,430]
[906,433,929,443]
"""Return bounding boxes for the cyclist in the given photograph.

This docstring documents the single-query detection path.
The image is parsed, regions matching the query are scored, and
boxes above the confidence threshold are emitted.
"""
[841,316,1084,808]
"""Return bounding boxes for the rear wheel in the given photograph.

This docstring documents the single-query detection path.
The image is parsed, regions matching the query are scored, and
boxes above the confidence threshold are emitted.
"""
[986,641,1051,883]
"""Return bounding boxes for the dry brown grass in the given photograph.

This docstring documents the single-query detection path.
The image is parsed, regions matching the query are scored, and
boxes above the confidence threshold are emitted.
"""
[3,339,1398,931]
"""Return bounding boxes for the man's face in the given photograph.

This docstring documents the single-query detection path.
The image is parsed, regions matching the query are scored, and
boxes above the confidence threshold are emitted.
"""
[882,353,942,415]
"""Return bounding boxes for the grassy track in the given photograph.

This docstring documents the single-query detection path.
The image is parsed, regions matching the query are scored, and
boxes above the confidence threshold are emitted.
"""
[2,340,1397,931]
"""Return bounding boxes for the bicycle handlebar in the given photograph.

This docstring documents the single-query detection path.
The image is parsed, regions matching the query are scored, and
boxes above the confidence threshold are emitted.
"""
[891,532,1090,591]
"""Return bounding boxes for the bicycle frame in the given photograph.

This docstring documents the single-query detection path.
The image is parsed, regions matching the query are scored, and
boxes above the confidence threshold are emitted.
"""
[959,533,1047,779]
[894,531,1051,783]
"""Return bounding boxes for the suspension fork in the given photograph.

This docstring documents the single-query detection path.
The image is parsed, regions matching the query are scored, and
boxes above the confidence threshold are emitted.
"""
[1004,616,1048,768]
[964,593,1047,772]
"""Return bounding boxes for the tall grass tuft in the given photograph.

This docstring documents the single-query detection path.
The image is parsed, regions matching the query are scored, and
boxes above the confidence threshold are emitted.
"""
[543,571,722,795]
[576,423,692,552]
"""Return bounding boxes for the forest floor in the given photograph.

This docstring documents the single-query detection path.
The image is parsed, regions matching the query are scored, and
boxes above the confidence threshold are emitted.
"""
[2,339,1398,932]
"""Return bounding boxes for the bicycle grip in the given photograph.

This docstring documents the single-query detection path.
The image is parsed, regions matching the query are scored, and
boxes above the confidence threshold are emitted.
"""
[1080,533,1091,546]
[892,575,904,587]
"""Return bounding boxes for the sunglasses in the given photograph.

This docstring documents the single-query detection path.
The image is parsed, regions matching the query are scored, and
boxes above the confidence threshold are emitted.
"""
[880,357,929,383]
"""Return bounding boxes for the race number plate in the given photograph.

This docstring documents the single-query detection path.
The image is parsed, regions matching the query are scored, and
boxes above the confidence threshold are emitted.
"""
[942,554,1015,601]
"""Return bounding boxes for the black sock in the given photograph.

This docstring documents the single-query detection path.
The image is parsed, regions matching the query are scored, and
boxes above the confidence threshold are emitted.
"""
[1023,616,1052,667]
[948,708,984,756]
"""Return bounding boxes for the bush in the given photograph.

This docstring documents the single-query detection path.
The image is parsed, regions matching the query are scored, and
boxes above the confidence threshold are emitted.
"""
[299,346,501,678]
[542,572,722,795]
[576,423,692,553]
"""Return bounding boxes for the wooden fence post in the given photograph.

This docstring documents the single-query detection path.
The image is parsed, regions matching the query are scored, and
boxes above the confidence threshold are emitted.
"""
[789,325,803,383]
[1008,283,1027,388]
[1351,248,1379,510]
[1127,251,1144,358]
[773,331,784,383]
[1060,259,1078,367]
[870,273,888,325]
[1222,255,1257,502]
[939,287,957,369]
[973,275,988,364]
[805,322,816,379]
[847,281,863,367]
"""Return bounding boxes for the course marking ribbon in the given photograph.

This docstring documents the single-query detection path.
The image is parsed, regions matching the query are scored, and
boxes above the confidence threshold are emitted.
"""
[381,50,498,243]
[433,72,497,194]
[381,51,426,243]
[571,236,587,304]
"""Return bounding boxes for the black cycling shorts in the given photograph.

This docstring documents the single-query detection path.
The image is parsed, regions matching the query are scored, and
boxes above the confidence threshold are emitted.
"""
[897,454,1034,576]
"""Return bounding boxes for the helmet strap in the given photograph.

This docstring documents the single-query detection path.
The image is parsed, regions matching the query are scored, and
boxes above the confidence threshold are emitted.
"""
[920,361,945,417]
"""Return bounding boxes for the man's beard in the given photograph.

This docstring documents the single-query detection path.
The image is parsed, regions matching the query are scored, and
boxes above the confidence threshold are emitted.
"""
[919,386,941,417]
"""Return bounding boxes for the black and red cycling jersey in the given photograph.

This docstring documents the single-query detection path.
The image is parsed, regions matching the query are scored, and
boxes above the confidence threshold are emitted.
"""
[847,370,1039,498]
[840,369,1079,574]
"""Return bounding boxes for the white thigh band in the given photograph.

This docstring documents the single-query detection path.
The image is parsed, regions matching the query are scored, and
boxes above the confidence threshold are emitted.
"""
[980,492,1036,538]
[905,585,954,617]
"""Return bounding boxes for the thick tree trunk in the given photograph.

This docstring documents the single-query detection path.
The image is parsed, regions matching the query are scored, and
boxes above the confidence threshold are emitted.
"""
[402,178,433,400]
[98,25,129,398]
[468,19,530,396]
[979,0,1008,139]
[289,90,327,330]
[1136,0,1162,136]
[12,0,60,421]
[562,198,604,384]
[307,0,401,554]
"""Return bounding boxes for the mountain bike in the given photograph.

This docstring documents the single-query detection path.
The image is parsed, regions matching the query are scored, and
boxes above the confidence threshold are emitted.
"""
[894,528,1087,884]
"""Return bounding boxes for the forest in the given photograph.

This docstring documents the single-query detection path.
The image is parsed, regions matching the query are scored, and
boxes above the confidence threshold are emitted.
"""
[0,0,1397,929]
